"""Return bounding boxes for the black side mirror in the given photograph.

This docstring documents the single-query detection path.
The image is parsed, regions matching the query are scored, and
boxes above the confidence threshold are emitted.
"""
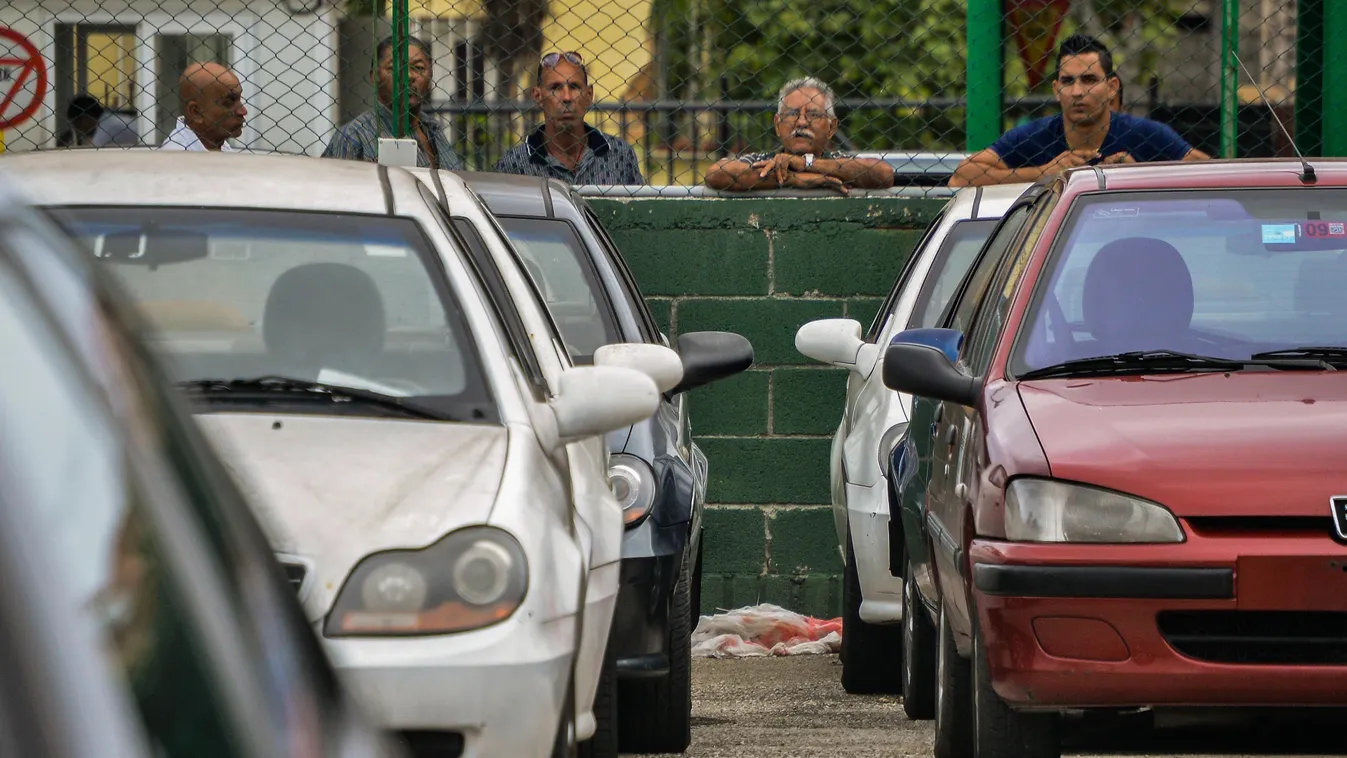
[670,331,754,395]
[882,342,980,408]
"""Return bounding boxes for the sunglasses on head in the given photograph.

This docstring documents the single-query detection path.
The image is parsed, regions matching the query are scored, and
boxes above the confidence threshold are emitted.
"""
[541,51,584,68]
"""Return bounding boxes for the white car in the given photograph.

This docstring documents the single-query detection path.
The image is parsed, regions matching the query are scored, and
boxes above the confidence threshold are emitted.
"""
[11,150,678,758]
[794,182,1030,697]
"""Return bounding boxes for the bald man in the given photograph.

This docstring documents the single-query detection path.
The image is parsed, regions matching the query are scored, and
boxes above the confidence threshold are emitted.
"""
[159,62,248,151]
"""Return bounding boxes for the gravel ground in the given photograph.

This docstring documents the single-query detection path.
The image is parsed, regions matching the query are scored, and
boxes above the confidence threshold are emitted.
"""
[625,655,1343,758]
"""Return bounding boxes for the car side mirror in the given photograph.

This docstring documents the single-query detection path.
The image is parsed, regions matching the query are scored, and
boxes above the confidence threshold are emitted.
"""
[794,318,880,375]
[669,331,754,395]
[593,342,684,394]
[550,365,661,441]
[889,327,964,364]
[882,330,980,408]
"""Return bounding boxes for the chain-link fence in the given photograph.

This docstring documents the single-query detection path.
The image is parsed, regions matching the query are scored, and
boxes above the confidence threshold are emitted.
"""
[0,1,1332,193]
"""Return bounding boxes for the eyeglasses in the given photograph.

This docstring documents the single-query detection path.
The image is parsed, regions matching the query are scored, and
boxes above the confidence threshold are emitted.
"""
[541,51,584,68]
[778,107,831,122]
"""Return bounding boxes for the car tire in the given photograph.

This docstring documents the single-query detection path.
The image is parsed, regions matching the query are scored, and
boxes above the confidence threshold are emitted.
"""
[616,548,693,754]
[971,614,1060,758]
[840,535,903,694]
[578,642,619,758]
[933,603,972,758]
[901,557,937,720]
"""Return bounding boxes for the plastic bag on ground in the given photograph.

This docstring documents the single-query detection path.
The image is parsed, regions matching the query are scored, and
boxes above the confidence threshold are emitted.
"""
[691,603,843,658]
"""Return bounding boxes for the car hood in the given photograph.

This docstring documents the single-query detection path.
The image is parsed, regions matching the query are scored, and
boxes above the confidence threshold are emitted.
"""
[195,413,507,619]
[1018,372,1347,517]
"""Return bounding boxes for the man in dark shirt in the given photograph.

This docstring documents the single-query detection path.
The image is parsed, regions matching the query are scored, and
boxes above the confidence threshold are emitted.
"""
[705,77,893,195]
[494,51,643,185]
[322,35,464,169]
[950,34,1209,188]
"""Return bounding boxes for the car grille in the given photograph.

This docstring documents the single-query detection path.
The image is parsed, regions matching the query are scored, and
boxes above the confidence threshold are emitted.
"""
[1158,610,1347,665]
[279,561,307,596]
[397,731,465,757]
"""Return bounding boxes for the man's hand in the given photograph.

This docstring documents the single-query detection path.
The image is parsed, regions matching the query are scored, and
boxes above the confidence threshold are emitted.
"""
[1043,148,1100,174]
[1100,151,1136,164]
[752,152,807,185]
[786,171,848,195]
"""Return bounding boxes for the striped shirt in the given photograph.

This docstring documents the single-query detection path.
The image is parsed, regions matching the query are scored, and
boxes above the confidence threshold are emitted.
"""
[321,103,464,169]
[495,125,644,185]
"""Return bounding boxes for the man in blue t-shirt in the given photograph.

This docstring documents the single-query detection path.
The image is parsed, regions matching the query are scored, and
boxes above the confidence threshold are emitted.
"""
[950,35,1210,188]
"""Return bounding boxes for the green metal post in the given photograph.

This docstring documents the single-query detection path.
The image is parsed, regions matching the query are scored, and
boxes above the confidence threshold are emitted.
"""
[965,0,1004,152]
[1296,0,1324,156]
[392,0,409,138]
[1322,1,1347,155]
[1219,0,1239,159]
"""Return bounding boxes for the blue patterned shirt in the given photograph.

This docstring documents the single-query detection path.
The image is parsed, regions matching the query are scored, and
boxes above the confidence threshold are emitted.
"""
[322,103,464,169]
[495,124,643,185]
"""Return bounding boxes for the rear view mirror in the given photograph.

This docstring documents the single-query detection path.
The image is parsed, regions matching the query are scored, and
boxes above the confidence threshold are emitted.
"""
[794,318,880,375]
[594,343,684,393]
[94,227,210,266]
[670,331,754,395]
[883,331,980,408]
[889,327,964,364]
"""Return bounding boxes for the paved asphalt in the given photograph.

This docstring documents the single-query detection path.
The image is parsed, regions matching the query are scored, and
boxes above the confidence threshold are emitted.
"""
[627,655,1344,758]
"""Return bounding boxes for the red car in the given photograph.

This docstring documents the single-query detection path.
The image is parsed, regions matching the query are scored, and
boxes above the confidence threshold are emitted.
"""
[882,159,1347,758]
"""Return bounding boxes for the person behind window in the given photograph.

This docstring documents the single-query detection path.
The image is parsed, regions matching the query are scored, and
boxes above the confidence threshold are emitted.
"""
[494,51,643,185]
[158,62,248,152]
[950,34,1210,188]
[56,94,141,148]
[704,77,893,195]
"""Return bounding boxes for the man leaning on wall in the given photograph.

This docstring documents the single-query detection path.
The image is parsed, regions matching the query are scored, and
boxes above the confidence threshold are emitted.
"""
[704,77,894,195]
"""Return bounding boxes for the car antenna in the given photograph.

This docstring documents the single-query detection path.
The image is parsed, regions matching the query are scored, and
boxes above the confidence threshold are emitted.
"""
[1232,50,1315,184]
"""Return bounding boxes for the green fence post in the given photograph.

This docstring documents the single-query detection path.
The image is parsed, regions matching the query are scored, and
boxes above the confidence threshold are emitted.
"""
[1322,1,1347,156]
[965,0,1004,152]
[1296,0,1324,156]
[1219,0,1239,159]
[392,0,409,139]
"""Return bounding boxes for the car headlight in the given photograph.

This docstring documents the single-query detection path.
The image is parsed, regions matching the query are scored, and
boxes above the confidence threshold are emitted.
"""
[877,422,909,477]
[609,453,657,527]
[324,526,528,637]
[1004,478,1184,543]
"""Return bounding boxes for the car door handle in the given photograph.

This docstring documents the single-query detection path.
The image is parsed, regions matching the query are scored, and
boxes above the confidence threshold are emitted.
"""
[934,405,944,424]
[945,425,958,447]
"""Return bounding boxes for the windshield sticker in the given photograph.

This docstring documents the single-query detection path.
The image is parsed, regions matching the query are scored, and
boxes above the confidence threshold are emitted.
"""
[1303,221,1347,238]
[1091,207,1140,219]
[1262,224,1297,244]
[364,244,407,257]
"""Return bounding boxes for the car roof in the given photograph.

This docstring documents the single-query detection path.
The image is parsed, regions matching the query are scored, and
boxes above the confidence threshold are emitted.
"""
[0,150,411,215]
[942,182,1032,222]
[1060,157,1347,196]
[453,170,582,219]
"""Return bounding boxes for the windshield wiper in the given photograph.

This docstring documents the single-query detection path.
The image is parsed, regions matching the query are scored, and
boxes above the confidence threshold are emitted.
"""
[1250,346,1347,367]
[1017,349,1331,381]
[178,376,448,420]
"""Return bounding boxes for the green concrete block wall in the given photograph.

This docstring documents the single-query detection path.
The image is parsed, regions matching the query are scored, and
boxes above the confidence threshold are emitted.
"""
[589,195,944,618]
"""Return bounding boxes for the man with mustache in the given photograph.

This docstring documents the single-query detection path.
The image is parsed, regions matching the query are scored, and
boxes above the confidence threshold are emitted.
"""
[159,62,247,152]
[704,77,893,194]
[950,34,1208,188]
[494,51,644,184]
[322,35,464,169]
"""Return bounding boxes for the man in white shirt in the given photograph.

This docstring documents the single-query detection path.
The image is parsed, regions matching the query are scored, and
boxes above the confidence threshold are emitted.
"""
[159,62,248,151]
[57,95,141,148]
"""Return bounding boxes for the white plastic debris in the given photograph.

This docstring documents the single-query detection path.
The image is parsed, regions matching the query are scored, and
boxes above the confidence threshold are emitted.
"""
[691,603,843,658]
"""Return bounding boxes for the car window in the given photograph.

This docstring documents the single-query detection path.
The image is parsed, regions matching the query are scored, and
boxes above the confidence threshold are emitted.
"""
[867,208,947,341]
[906,219,1001,331]
[583,206,662,342]
[943,202,1035,341]
[962,195,1055,375]
[496,215,622,363]
[0,258,247,758]
[1012,188,1347,373]
[52,206,497,421]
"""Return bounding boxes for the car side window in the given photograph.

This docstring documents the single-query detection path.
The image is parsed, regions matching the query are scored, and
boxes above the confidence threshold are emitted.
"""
[867,208,947,341]
[0,257,247,758]
[962,194,1056,376]
[583,206,663,343]
[943,202,1034,341]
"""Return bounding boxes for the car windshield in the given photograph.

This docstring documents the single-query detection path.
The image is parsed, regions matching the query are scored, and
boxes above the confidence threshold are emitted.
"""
[495,216,619,363]
[1012,189,1347,375]
[54,207,496,420]
[909,218,1000,329]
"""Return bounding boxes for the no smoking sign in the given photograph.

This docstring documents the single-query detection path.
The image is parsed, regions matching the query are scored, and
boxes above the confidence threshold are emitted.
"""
[0,28,49,130]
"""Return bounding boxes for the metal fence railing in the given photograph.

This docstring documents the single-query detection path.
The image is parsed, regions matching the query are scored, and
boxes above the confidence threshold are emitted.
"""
[0,1,1339,194]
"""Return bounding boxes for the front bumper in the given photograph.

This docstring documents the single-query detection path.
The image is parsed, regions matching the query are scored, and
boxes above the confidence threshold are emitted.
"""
[324,613,573,758]
[847,480,904,623]
[610,520,688,677]
[969,530,1347,710]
